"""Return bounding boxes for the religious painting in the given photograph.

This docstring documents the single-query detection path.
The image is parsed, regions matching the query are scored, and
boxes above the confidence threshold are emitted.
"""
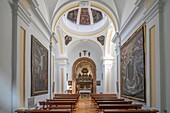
[68,81,72,86]
[31,35,48,96]
[120,24,146,102]
[65,35,72,45]
[67,9,78,23]
[80,8,90,25]
[97,35,105,45]
[91,8,103,23]
[97,81,100,86]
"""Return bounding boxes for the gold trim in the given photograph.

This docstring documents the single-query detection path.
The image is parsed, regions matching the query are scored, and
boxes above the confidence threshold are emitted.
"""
[149,25,156,107]
[20,27,26,107]
[106,29,113,54]
[56,29,63,54]
[52,2,118,31]
[52,3,79,31]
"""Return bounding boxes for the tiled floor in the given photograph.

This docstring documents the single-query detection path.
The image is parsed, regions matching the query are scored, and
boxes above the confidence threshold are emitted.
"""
[75,97,98,113]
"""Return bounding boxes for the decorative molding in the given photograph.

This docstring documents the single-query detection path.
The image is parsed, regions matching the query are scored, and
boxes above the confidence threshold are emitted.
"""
[18,1,32,26]
[115,44,120,56]
[119,4,140,34]
[28,0,53,39]
[112,32,119,43]
[121,0,163,45]
[31,20,50,43]
[79,1,89,7]
[143,0,163,23]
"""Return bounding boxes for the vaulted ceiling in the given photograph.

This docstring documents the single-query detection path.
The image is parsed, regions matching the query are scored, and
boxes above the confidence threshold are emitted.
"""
[28,0,154,59]
[43,0,135,28]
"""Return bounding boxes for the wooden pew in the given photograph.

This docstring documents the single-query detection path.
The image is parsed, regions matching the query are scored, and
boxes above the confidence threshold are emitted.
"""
[94,98,121,103]
[96,101,132,105]
[46,99,77,109]
[91,94,117,101]
[46,99,77,103]
[53,96,79,100]
[98,104,143,111]
[103,109,159,113]
[15,109,71,113]
[91,94,117,97]
[54,94,79,98]
[39,101,76,113]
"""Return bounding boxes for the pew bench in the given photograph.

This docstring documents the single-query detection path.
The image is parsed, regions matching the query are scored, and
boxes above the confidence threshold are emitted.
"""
[15,109,71,113]
[96,101,132,106]
[39,101,76,113]
[98,104,143,111]
[103,109,159,113]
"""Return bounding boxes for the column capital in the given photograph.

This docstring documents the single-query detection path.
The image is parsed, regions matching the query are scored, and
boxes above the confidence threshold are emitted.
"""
[101,56,115,68]
[56,56,69,66]
[9,0,19,15]
[112,32,121,56]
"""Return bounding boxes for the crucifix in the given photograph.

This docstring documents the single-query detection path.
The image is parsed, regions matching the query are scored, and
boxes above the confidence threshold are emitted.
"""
[83,50,87,56]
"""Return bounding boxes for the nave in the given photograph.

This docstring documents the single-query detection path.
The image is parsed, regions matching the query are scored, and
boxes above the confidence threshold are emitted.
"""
[1,0,170,113]
[16,93,159,113]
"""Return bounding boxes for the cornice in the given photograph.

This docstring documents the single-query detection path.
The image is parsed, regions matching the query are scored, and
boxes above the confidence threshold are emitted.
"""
[31,20,50,43]
[18,1,32,26]
[120,0,163,45]
[28,0,53,38]
[112,32,119,43]
[119,1,141,34]
[60,17,109,38]
[143,0,163,23]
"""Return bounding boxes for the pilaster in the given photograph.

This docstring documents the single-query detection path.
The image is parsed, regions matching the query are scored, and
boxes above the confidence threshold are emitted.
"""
[101,56,114,93]
[55,57,68,93]
[9,0,20,112]
[112,32,121,96]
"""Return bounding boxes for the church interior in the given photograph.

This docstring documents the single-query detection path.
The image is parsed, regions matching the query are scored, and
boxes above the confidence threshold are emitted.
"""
[0,0,170,113]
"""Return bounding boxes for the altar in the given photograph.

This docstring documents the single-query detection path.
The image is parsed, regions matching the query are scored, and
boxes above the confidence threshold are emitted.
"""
[79,89,91,98]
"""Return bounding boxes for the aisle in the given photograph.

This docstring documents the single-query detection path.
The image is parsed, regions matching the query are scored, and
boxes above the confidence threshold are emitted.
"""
[75,97,98,113]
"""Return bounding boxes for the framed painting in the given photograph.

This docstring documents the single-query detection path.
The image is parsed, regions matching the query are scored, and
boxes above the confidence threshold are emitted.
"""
[97,81,100,86]
[120,24,146,102]
[68,81,72,86]
[31,35,48,96]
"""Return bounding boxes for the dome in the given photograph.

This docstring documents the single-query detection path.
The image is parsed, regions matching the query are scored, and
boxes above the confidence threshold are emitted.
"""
[60,6,109,35]
[67,8,103,25]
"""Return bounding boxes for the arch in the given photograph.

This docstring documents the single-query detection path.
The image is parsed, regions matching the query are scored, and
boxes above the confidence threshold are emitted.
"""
[72,57,96,93]
[67,40,103,56]
[51,1,119,32]
[51,0,119,59]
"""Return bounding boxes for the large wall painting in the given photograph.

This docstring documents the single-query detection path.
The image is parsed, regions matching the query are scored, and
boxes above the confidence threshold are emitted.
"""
[120,24,146,102]
[31,35,48,96]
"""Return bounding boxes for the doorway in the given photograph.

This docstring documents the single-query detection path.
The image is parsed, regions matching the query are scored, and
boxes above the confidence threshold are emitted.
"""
[72,58,96,94]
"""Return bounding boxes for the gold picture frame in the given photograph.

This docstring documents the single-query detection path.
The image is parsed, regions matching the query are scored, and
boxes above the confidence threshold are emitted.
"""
[31,35,48,96]
[120,24,146,102]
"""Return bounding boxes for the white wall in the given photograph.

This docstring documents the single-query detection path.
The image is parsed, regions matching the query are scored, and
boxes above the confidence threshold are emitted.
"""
[0,0,12,113]
[17,9,52,109]
[163,0,170,112]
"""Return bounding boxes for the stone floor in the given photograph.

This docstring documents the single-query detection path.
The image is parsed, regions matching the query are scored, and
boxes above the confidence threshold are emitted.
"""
[75,97,98,113]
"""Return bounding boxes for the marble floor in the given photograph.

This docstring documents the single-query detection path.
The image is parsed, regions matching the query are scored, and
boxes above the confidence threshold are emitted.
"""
[75,97,99,113]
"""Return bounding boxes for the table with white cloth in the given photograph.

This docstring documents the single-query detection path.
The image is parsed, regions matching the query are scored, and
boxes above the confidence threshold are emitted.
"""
[79,89,91,98]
